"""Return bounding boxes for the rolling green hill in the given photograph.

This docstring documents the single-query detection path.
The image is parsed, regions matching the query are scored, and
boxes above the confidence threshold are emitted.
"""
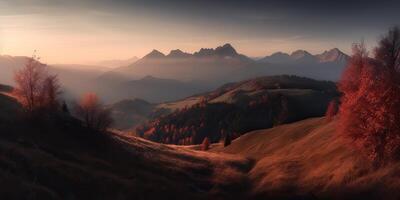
[136,75,338,145]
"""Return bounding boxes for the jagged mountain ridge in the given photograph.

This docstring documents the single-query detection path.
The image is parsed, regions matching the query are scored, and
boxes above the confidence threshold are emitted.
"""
[1,44,350,104]
[316,48,350,63]
[259,48,349,64]
[142,43,249,60]
[107,44,349,87]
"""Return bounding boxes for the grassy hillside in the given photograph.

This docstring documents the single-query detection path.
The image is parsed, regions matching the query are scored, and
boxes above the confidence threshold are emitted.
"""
[137,75,338,145]
[0,90,255,199]
[0,128,254,199]
[158,75,337,111]
[1,85,398,199]
[0,85,20,121]
[213,118,400,200]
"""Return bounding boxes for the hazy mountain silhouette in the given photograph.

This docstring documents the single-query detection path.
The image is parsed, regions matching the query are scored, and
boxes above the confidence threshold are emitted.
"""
[0,55,32,85]
[107,43,254,86]
[315,48,350,63]
[258,52,291,64]
[109,98,155,130]
[167,49,192,58]
[237,48,350,81]
[0,55,211,103]
[0,55,106,100]
[259,48,348,64]
[105,44,348,88]
[95,56,139,68]
[143,50,166,59]
[0,45,349,104]
[94,75,209,103]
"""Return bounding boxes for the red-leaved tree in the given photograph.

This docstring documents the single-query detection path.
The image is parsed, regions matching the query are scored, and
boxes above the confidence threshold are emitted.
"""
[74,93,113,131]
[14,55,61,113]
[338,27,400,166]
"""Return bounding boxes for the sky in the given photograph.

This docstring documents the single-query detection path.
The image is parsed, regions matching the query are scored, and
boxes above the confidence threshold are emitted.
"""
[0,0,399,64]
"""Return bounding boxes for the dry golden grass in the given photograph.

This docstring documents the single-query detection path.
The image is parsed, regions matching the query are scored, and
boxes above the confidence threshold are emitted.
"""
[212,117,400,199]
[2,87,399,199]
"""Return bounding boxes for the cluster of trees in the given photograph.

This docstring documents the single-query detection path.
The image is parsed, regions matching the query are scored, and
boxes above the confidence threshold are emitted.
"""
[338,27,400,166]
[13,55,112,131]
[136,93,295,145]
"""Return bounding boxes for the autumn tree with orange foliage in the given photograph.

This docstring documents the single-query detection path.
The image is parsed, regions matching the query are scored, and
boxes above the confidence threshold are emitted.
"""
[74,93,113,131]
[338,27,400,166]
[13,54,61,114]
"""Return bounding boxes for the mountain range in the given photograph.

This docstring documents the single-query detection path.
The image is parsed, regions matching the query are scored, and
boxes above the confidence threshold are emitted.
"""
[105,44,349,88]
[1,44,348,104]
[106,44,254,86]
[259,48,349,64]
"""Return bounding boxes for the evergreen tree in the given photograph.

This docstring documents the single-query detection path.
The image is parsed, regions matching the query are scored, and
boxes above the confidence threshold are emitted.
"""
[224,133,231,147]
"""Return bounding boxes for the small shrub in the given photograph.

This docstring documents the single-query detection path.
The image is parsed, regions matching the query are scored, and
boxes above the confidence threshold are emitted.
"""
[74,93,113,131]
[201,137,210,151]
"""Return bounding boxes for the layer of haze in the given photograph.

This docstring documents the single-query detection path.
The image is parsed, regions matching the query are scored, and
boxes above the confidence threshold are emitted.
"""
[0,0,399,64]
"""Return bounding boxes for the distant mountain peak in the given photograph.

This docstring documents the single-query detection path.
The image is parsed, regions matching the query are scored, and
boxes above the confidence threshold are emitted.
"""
[167,49,192,58]
[290,50,313,59]
[259,52,291,63]
[221,43,235,50]
[192,43,239,58]
[143,50,165,59]
[194,48,214,57]
[330,47,340,52]
[317,48,349,63]
[142,75,157,80]
[215,43,238,57]
[271,52,290,56]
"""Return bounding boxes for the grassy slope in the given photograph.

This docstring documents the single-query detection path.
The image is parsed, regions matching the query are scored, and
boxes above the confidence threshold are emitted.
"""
[2,85,399,199]
[0,89,255,199]
[157,75,337,112]
[0,129,255,199]
[0,87,20,121]
[213,117,400,200]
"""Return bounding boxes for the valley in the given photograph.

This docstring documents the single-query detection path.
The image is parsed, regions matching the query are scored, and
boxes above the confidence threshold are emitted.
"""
[2,85,397,199]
